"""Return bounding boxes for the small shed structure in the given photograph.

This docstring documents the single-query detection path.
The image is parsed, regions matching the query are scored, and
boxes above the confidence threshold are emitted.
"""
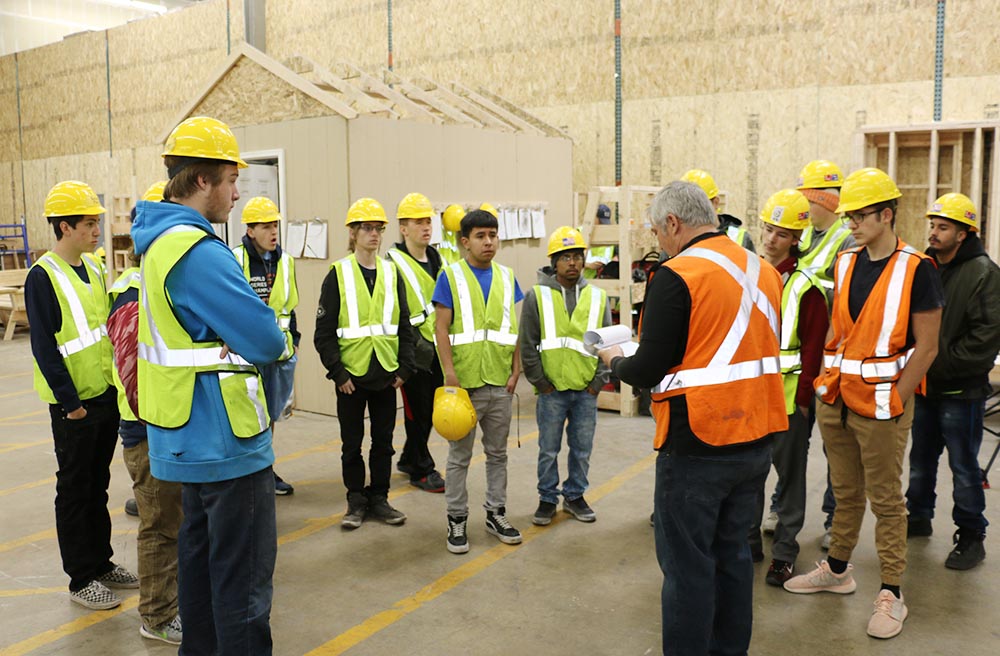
[160,44,573,415]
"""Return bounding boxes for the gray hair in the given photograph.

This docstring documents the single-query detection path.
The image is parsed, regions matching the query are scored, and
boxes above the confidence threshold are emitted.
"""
[648,181,717,229]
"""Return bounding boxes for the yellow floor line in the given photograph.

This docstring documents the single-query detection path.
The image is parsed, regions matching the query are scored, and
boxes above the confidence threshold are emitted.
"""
[0,522,128,555]
[0,440,49,455]
[0,409,46,423]
[304,452,657,655]
[0,587,65,598]
[0,371,31,380]
[0,420,48,427]
[0,476,55,500]
[0,596,139,656]
[0,388,34,400]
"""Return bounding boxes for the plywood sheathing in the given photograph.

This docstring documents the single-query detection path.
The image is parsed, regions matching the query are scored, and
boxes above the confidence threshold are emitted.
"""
[0,56,20,163]
[266,0,386,74]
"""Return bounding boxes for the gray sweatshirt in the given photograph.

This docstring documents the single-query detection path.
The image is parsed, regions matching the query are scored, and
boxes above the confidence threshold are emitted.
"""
[519,266,612,394]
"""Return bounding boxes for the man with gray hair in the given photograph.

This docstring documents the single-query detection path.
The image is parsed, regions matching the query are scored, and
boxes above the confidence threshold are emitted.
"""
[599,181,787,655]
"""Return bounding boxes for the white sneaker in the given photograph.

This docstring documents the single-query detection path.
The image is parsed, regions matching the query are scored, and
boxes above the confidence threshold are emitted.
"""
[762,511,778,535]
[783,560,857,594]
[69,580,121,610]
[95,564,139,589]
[867,590,907,639]
[140,615,183,645]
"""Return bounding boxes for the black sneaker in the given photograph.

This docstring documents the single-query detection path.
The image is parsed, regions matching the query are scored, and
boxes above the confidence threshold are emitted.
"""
[368,495,406,525]
[274,472,294,496]
[342,492,367,529]
[410,471,446,493]
[563,496,596,522]
[533,500,558,526]
[124,498,138,517]
[447,515,469,554]
[945,529,986,570]
[396,462,417,476]
[485,507,522,544]
[907,516,932,537]
[765,559,794,587]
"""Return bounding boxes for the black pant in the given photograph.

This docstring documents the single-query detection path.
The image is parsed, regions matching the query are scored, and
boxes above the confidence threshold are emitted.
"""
[336,384,396,498]
[398,360,441,478]
[49,400,120,591]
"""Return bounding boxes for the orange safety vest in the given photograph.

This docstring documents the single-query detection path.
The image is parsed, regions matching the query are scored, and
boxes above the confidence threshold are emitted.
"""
[649,236,788,448]
[814,241,931,420]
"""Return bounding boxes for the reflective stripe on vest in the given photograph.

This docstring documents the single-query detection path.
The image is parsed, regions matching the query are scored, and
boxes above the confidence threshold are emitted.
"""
[778,268,824,414]
[799,223,852,290]
[536,284,605,391]
[726,225,747,247]
[336,258,398,339]
[333,255,401,376]
[232,244,297,356]
[815,242,927,420]
[32,252,112,403]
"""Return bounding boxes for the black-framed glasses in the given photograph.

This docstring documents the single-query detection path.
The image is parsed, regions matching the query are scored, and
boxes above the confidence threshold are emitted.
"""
[841,209,880,226]
[555,252,585,263]
[358,223,386,233]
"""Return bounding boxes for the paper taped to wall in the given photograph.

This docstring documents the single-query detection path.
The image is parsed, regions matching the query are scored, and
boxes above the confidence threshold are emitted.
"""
[583,324,638,357]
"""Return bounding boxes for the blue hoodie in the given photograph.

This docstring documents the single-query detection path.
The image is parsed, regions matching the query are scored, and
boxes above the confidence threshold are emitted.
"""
[131,200,286,483]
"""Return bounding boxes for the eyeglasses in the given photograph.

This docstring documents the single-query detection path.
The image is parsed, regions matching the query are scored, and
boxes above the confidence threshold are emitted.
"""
[555,252,585,263]
[841,209,881,226]
[358,223,386,233]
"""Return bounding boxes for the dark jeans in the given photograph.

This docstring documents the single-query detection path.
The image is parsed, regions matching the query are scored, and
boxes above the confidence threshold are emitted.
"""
[751,411,808,563]
[398,360,441,479]
[906,396,988,533]
[49,401,120,591]
[336,384,397,498]
[654,442,772,656]
[769,401,836,529]
[178,467,276,656]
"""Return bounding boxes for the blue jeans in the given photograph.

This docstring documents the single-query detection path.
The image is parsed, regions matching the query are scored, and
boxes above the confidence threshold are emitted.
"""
[178,467,277,655]
[536,390,597,504]
[654,442,772,656]
[906,396,988,534]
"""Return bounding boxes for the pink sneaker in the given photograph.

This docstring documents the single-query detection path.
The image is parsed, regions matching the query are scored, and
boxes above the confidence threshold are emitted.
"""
[783,560,857,594]
[867,590,907,639]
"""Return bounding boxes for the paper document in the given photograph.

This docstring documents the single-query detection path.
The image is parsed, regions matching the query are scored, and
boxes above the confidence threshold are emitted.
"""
[303,220,328,259]
[285,223,306,258]
[583,324,638,357]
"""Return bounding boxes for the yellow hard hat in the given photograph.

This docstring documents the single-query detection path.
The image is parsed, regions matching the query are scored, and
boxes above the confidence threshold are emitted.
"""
[760,189,811,231]
[835,167,902,214]
[927,192,978,232]
[442,204,465,232]
[141,180,167,202]
[346,198,388,226]
[397,192,433,220]
[479,203,499,218]
[162,116,247,168]
[680,169,719,200]
[796,160,844,190]
[432,386,477,441]
[546,226,588,256]
[241,196,281,224]
[44,180,106,218]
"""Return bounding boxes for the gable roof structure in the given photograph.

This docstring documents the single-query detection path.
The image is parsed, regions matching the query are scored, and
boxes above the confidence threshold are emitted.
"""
[158,43,567,143]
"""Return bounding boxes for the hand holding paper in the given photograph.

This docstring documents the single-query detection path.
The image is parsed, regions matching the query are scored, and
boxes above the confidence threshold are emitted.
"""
[585,325,638,368]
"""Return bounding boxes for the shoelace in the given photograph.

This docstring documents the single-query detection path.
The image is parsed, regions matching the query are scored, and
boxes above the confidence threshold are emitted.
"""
[807,561,833,582]
[492,513,514,530]
[450,520,466,538]
[167,616,183,631]
[80,582,116,602]
[873,593,898,615]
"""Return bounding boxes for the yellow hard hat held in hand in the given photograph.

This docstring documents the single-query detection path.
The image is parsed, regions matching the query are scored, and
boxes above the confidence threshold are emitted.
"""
[433,386,477,441]
[442,204,465,232]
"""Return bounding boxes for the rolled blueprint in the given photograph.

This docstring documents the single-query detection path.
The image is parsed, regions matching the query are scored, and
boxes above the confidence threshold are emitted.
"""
[583,324,639,357]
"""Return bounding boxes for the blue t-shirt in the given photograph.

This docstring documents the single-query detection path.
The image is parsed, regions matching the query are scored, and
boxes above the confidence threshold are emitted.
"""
[431,261,524,318]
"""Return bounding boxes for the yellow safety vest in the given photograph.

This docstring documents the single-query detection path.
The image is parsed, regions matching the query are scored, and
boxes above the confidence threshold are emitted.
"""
[333,255,401,377]
[799,223,852,293]
[31,252,113,404]
[535,284,606,391]
[387,247,437,344]
[443,260,518,388]
[778,267,825,414]
[232,244,297,360]
[138,226,269,437]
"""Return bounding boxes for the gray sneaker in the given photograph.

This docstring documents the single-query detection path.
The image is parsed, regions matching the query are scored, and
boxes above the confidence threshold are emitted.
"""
[342,492,367,529]
[533,500,558,526]
[563,496,596,522]
[140,615,182,645]
[96,564,139,589]
[368,495,406,525]
[70,580,121,610]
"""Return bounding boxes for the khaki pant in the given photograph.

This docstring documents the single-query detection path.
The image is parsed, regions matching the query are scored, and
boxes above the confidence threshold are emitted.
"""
[123,440,183,628]
[817,396,913,586]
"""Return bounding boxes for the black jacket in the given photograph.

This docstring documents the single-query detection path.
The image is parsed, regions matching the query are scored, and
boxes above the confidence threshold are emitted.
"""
[924,233,1000,399]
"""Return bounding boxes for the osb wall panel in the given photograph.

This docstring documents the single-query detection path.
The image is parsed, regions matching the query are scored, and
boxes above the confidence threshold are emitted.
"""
[190,58,337,128]
[0,56,19,163]
[108,0,245,150]
[267,0,385,74]
[945,0,1000,79]
[17,30,109,160]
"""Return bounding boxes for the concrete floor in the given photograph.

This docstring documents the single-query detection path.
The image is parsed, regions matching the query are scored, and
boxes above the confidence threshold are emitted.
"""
[1,334,999,656]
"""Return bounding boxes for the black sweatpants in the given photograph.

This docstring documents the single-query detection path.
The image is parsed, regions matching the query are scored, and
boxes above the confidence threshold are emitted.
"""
[397,359,442,479]
[49,400,120,591]
[336,384,397,498]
